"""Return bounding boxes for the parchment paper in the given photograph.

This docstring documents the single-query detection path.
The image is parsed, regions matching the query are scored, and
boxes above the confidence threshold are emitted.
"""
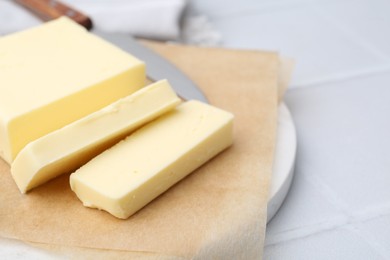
[0,43,280,259]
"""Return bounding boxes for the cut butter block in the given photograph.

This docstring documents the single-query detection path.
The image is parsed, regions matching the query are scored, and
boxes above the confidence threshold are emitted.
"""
[0,17,145,164]
[70,100,234,219]
[11,80,180,193]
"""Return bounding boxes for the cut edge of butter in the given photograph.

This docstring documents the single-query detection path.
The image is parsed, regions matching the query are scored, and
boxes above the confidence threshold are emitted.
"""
[11,80,181,193]
[70,100,234,219]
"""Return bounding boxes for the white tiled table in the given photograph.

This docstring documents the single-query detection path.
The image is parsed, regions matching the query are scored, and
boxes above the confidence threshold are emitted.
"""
[1,0,390,258]
[188,0,390,259]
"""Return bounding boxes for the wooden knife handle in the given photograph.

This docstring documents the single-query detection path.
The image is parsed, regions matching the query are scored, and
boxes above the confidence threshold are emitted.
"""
[14,0,93,30]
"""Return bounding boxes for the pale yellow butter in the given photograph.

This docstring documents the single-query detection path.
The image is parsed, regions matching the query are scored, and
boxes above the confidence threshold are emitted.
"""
[0,17,145,163]
[70,100,234,219]
[11,80,180,193]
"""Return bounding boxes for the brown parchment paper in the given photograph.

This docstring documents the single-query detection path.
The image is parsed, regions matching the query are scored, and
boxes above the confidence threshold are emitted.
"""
[0,43,279,259]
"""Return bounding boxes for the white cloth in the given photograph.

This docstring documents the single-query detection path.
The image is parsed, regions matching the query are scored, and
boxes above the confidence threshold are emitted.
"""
[0,0,187,40]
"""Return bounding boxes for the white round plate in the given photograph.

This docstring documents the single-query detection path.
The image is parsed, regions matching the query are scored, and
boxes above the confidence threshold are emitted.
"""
[267,102,297,223]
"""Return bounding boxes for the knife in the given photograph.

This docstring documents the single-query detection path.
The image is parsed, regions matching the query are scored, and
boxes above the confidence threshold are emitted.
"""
[13,0,208,103]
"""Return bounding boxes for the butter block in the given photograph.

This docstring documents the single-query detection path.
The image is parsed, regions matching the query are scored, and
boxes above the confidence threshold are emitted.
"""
[0,17,145,163]
[11,80,180,193]
[70,100,234,219]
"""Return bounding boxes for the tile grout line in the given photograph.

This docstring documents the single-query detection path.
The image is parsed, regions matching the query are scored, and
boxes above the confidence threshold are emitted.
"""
[346,225,390,259]
[266,166,390,249]
[304,168,390,257]
[314,3,390,62]
[204,0,390,92]
[265,170,352,246]
[265,203,390,247]
[265,215,349,246]
[289,65,390,90]
[303,170,351,216]
[287,2,390,90]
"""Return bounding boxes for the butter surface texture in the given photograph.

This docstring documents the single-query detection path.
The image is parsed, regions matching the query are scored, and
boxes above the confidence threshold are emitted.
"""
[0,17,145,163]
[70,101,234,219]
[11,80,180,193]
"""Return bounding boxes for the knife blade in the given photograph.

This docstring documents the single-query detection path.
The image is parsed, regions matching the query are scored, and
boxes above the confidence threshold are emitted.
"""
[96,32,208,103]
[13,0,208,103]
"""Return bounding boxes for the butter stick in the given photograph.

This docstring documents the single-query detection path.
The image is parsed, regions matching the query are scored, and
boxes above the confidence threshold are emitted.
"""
[11,80,180,193]
[70,100,234,219]
[0,17,145,163]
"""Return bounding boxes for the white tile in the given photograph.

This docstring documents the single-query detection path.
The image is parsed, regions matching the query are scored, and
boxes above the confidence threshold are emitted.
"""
[209,6,388,87]
[0,1,41,35]
[187,0,288,17]
[317,0,390,58]
[265,226,384,260]
[188,0,341,18]
[352,214,390,256]
[284,73,390,212]
[266,169,345,241]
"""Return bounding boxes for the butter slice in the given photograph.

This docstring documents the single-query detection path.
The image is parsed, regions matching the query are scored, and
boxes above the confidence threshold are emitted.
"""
[11,80,180,193]
[70,101,234,219]
[0,17,145,163]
